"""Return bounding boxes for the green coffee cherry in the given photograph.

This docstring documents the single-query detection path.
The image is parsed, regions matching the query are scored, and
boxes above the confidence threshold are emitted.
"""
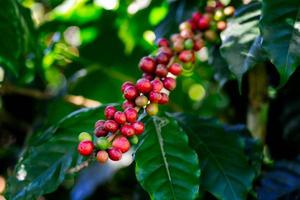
[184,39,194,50]
[78,132,92,142]
[96,137,110,150]
[130,135,139,145]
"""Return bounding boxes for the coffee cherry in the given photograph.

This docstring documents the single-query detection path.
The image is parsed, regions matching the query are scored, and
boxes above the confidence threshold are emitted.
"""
[179,50,195,63]
[120,124,135,137]
[157,38,169,47]
[132,121,145,135]
[94,126,108,137]
[124,86,138,100]
[112,136,130,153]
[124,107,138,123]
[122,100,135,110]
[193,39,205,51]
[78,140,94,156]
[121,81,135,93]
[149,91,162,103]
[184,39,194,50]
[179,22,192,31]
[168,63,182,76]
[224,6,235,16]
[78,132,92,142]
[192,12,202,22]
[108,148,122,161]
[142,73,155,81]
[151,79,164,92]
[129,135,139,144]
[163,77,176,91]
[96,151,108,163]
[146,103,159,116]
[188,19,198,31]
[139,56,156,73]
[158,93,169,104]
[214,9,224,21]
[136,78,152,94]
[217,21,227,31]
[158,47,173,58]
[104,106,117,120]
[96,137,110,150]
[156,52,170,65]
[170,33,183,43]
[173,40,185,52]
[135,95,149,107]
[198,16,210,30]
[204,30,218,42]
[114,111,126,124]
[155,64,168,77]
[95,120,105,129]
[104,120,119,133]
[180,29,193,39]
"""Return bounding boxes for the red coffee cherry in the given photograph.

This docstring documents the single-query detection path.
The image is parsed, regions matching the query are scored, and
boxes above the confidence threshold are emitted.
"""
[149,91,162,103]
[156,52,170,65]
[108,148,122,161]
[78,141,94,156]
[104,120,119,133]
[94,120,105,129]
[122,100,135,110]
[179,50,195,63]
[151,79,164,92]
[198,16,210,30]
[158,93,169,104]
[146,103,159,116]
[142,73,155,81]
[135,95,148,107]
[124,107,138,123]
[136,78,152,94]
[168,63,182,76]
[163,77,176,91]
[173,40,185,52]
[155,64,168,77]
[94,125,108,137]
[193,39,205,51]
[104,106,117,120]
[158,47,173,58]
[192,12,202,22]
[139,56,156,73]
[114,111,127,124]
[120,124,135,137]
[157,38,169,47]
[132,121,144,135]
[96,151,108,163]
[121,81,135,93]
[124,86,138,100]
[112,136,130,153]
[188,19,198,31]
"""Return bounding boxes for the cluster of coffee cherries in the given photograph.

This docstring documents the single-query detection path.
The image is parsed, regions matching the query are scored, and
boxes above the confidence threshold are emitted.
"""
[77,1,235,164]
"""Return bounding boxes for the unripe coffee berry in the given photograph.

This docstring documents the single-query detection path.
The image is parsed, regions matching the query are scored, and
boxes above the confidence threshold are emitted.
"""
[121,81,135,93]
[104,106,117,120]
[114,111,126,124]
[204,30,218,42]
[132,121,145,135]
[151,79,164,92]
[217,21,227,31]
[224,6,235,16]
[168,63,182,76]
[94,126,108,137]
[78,132,92,142]
[163,77,176,91]
[129,135,139,145]
[112,136,130,153]
[108,148,122,161]
[136,78,152,94]
[158,93,169,104]
[146,103,159,116]
[139,57,156,73]
[124,86,138,100]
[96,151,108,164]
[157,38,169,47]
[135,95,148,107]
[122,100,135,110]
[179,21,192,31]
[155,64,168,77]
[104,120,119,133]
[184,39,194,50]
[96,137,110,150]
[120,124,135,137]
[149,91,162,103]
[78,141,94,156]
[124,108,138,123]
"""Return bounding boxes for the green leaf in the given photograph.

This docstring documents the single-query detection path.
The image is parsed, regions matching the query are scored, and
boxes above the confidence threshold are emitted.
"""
[6,105,108,200]
[171,113,256,200]
[220,1,266,86]
[135,115,200,200]
[260,0,300,86]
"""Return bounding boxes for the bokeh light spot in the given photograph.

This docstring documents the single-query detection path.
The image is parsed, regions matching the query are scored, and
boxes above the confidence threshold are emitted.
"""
[143,30,156,44]
[189,84,206,101]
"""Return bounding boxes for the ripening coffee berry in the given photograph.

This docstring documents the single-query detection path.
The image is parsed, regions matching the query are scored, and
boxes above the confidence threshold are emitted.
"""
[179,21,192,31]
[135,95,148,107]
[184,39,194,50]
[170,33,183,43]
[95,120,105,129]
[132,121,144,135]
[157,38,169,47]
[124,86,138,100]
[198,16,210,30]
[94,126,108,137]
[193,39,205,51]
[158,47,173,58]
[78,132,92,142]
[114,111,127,124]
[124,107,138,123]
[96,137,110,150]
[129,135,139,145]
[121,81,135,93]
[163,77,176,91]
[78,140,94,156]
[96,151,108,164]
[180,29,193,39]
[156,52,170,65]
[217,21,227,31]
[224,6,235,16]
[173,40,185,52]
[168,63,182,76]
[136,78,152,94]
[122,100,135,110]
[120,124,135,137]
[151,79,164,92]
[104,120,119,133]
[204,30,218,42]
[149,91,162,103]
[108,148,122,161]
[146,103,159,116]
[179,50,195,63]
[155,64,168,77]
[112,136,130,153]
[158,93,169,104]
[139,57,156,73]
[104,106,117,120]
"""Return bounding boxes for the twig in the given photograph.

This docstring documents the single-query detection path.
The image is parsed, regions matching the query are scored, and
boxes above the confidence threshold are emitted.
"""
[67,157,94,174]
